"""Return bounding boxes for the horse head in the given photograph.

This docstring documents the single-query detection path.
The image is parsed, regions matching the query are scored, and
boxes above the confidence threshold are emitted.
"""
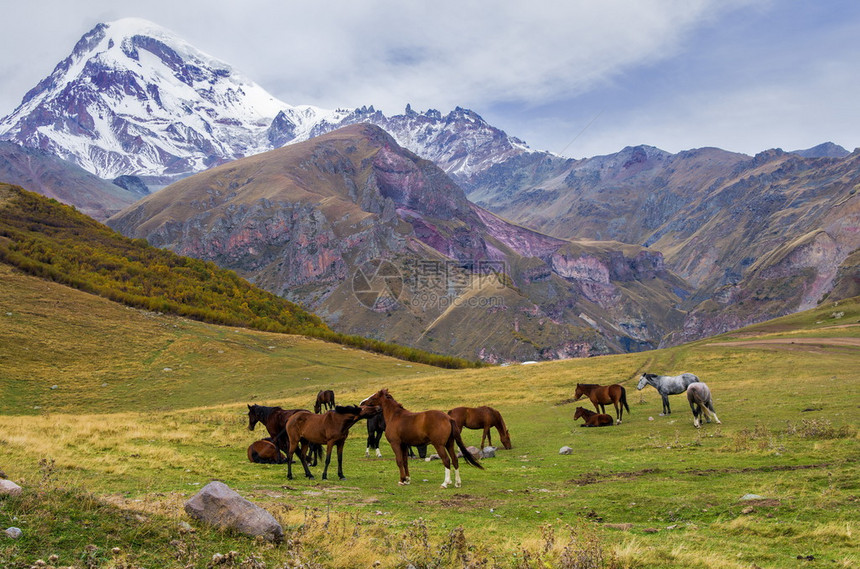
[360,388,389,407]
[573,406,586,420]
[636,373,653,390]
[573,384,586,401]
[247,404,259,431]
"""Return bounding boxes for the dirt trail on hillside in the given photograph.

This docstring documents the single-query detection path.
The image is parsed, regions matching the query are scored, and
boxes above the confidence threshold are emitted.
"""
[707,337,860,350]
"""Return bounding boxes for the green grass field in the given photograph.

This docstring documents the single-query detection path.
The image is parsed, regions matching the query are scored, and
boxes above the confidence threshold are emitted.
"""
[1,264,858,568]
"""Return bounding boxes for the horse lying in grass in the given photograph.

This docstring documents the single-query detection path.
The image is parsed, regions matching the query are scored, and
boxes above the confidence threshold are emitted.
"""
[448,406,512,449]
[687,382,721,428]
[285,405,377,480]
[573,406,614,427]
[573,383,630,424]
[360,388,483,488]
[637,372,700,415]
[247,437,287,463]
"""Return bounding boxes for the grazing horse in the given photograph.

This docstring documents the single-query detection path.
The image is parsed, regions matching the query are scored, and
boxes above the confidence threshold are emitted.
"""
[573,383,630,424]
[247,437,287,464]
[285,405,377,480]
[573,406,614,427]
[448,406,512,449]
[314,390,336,413]
[687,382,721,428]
[360,388,483,488]
[365,413,427,458]
[636,372,700,416]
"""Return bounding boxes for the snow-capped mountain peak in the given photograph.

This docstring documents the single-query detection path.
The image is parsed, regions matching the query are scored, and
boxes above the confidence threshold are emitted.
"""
[0,19,530,182]
[0,19,345,179]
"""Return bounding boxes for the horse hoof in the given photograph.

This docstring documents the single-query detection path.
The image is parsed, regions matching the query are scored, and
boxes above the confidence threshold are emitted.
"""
[440,483,449,489]
[398,480,409,486]
[339,476,347,480]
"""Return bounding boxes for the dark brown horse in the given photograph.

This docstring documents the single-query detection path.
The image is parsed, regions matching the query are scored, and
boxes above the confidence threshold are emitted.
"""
[247,437,287,463]
[247,404,308,453]
[573,406,614,427]
[448,406,512,449]
[360,389,483,488]
[314,390,336,413]
[573,383,630,424]
[285,405,377,480]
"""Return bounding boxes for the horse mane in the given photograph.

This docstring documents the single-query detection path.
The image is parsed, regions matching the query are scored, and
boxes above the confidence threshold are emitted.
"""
[491,408,508,432]
[250,404,283,422]
[577,383,599,388]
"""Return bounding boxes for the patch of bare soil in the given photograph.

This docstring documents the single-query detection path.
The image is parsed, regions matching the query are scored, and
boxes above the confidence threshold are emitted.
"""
[568,468,661,486]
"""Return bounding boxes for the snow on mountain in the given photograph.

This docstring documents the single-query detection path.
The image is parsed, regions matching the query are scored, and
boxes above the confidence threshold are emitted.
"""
[0,18,349,179]
[0,18,531,183]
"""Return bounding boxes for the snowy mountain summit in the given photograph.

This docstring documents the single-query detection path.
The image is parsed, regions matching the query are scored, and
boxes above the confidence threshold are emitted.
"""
[0,18,530,182]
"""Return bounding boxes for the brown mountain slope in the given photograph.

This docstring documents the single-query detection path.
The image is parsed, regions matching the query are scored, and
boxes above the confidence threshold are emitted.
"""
[108,124,691,362]
[467,146,860,345]
[0,141,142,221]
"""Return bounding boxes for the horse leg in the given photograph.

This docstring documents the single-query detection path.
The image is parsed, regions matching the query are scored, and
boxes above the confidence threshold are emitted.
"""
[433,442,453,488]
[482,427,491,449]
[286,440,301,480]
[448,439,462,488]
[298,442,315,479]
[336,441,346,480]
[391,442,409,485]
[614,401,622,424]
[661,393,671,416]
[321,441,335,480]
[400,443,411,484]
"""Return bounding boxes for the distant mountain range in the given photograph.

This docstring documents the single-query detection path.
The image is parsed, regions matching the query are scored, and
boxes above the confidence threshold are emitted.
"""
[1,17,857,361]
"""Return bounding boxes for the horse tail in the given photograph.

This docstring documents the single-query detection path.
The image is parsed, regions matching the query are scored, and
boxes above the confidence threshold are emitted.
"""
[450,418,484,469]
[620,386,630,413]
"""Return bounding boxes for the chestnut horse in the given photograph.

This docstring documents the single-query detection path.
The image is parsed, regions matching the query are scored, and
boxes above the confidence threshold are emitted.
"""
[285,405,377,480]
[314,390,336,413]
[247,437,287,463]
[573,406,613,427]
[360,388,483,488]
[448,406,512,449]
[573,383,630,424]
[365,413,427,459]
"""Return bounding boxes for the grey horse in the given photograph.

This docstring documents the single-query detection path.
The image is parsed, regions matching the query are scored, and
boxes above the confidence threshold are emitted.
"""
[636,372,701,415]
[687,382,721,428]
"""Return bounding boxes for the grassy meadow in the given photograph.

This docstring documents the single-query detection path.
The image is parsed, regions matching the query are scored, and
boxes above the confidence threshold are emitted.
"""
[1,264,858,569]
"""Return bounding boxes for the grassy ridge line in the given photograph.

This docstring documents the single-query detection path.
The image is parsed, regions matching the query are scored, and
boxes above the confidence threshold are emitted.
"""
[0,184,479,369]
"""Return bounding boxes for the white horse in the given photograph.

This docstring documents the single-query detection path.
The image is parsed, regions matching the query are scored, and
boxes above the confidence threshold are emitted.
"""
[636,372,700,415]
[687,382,721,428]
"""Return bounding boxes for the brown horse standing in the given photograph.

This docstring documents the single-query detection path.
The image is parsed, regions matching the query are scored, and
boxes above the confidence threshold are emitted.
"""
[573,406,614,427]
[285,405,376,480]
[573,383,630,424]
[247,437,287,463]
[448,406,512,449]
[360,389,483,488]
[314,390,336,413]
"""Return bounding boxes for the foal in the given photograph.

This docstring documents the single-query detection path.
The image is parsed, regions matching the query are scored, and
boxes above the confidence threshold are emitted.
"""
[573,406,613,427]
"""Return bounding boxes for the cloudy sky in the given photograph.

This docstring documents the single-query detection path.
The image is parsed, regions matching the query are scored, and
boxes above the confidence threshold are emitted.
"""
[1,0,857,158]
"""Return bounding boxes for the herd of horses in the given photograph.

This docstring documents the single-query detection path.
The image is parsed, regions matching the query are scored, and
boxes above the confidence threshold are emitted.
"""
[246,373,720,487]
